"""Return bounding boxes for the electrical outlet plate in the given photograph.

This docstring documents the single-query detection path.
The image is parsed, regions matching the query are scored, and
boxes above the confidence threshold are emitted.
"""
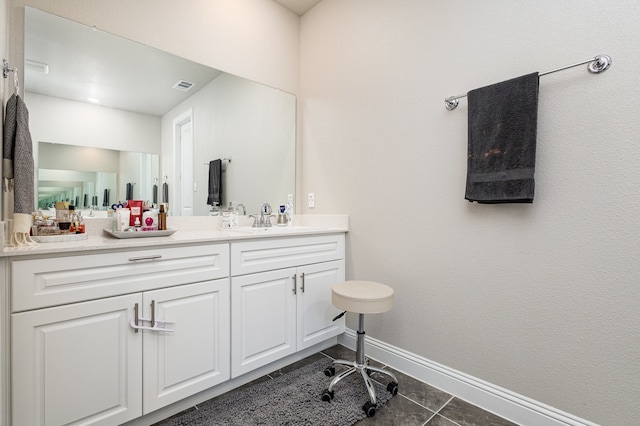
[308,193,315,208]
[287,194,294,206]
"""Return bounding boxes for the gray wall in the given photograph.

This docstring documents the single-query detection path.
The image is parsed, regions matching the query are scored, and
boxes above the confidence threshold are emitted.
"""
[299,1,640,425]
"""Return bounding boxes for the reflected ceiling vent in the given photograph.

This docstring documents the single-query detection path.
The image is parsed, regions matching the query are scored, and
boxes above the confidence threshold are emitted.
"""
[172,80,195,91]
[25,59,49,74]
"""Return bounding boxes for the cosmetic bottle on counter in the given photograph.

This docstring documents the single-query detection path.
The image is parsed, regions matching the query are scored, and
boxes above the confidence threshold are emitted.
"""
[158,205,167,230]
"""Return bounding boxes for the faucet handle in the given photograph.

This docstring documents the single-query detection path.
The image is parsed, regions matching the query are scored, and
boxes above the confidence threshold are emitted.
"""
[264,214,275,227]
[249,214,259,227]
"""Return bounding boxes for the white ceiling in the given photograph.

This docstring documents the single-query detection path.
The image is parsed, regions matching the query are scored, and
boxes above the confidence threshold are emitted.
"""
[272,0,323,16]
[24,8,222,117]
[24,2,321,117]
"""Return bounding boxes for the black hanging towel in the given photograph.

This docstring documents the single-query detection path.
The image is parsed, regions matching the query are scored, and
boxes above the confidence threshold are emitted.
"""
[207,159,222,206]
[465,72,539,203]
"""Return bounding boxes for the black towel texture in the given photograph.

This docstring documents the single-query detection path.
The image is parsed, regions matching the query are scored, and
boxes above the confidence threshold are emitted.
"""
[207,159,222,206]
[103,188,110,207]
[126,182,133,200]
[466,72,539,203]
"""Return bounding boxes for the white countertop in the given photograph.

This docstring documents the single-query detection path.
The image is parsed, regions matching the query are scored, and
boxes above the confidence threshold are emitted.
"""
[1,215,349,257]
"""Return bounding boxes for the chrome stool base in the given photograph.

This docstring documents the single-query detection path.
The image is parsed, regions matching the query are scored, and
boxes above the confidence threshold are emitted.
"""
[321,314,398,418]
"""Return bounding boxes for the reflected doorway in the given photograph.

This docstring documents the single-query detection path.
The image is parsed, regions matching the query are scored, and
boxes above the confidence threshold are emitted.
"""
[173,109,194,216]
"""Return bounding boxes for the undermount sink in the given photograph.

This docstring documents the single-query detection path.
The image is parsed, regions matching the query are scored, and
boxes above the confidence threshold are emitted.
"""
[226,226,326,234]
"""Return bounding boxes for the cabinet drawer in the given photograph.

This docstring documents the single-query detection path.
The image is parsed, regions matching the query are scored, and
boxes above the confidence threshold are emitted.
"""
[11,243,229,312]
[230,234,344,276]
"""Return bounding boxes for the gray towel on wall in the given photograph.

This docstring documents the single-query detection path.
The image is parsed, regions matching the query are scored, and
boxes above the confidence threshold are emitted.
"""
[465,72,539,203]
[207,159,222,206]
[3,93,34,215]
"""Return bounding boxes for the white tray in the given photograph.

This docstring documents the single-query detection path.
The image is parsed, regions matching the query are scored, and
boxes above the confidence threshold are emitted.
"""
[32,233,89,243]
[103,228,176,239]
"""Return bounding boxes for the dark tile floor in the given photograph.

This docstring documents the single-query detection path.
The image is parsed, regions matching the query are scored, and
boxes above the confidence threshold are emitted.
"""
[318,345,518,426]
[156,344,518,426]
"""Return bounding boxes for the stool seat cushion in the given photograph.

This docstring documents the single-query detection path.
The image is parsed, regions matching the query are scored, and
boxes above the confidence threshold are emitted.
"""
[332,281,394,314]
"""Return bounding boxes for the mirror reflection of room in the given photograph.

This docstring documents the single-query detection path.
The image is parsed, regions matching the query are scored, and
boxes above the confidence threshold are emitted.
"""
[24,7,295,218]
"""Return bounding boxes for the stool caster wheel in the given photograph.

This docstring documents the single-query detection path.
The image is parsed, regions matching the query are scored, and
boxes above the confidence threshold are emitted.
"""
[387,381,399,396]
[324,367,336,377]
[321,388,334,402]
[363,401,376,417]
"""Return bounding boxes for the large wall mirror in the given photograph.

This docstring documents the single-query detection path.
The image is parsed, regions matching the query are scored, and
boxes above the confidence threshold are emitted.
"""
[25,7,296,216]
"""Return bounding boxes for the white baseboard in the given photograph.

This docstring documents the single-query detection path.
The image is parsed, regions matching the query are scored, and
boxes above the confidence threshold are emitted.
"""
[338,329,600,426]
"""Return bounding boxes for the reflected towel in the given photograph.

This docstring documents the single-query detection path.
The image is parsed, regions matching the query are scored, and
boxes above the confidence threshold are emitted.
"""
[162,182,169,203]
[207,159,222,206]
[126,182,134,200]
[465,72,539,203]
[103,188,110,207]
[152,184,158,205]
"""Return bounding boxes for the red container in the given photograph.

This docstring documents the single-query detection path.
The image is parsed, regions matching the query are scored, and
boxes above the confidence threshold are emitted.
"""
[128,200,143,227]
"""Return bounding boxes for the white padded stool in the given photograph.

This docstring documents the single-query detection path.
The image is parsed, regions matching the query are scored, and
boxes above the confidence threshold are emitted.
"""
[321,281,398,418]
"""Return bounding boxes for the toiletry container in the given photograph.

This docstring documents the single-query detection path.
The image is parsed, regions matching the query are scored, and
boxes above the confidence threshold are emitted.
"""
[158,205,167,230]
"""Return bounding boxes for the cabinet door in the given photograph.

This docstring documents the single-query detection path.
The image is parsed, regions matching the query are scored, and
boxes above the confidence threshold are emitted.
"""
[142,279,230,414]
[12,294,142,426]
[297,260,345,349]
[231,268,296,378]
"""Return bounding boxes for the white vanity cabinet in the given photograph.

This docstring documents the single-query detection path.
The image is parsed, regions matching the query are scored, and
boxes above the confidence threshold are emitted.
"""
[12,293,143,426]
[230,234,345,377]
[9,244,230,425]
[141,279,230,414]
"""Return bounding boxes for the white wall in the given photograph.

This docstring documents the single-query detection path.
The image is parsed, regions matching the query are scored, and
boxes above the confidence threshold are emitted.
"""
[26,92,160,154]
[299,1,640,425]
[161,72,296,216]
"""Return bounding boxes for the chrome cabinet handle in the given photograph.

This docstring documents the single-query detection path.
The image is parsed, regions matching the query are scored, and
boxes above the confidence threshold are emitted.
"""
[134,303,139,333]
[128,254,162,262]
[300,273,305,293]
[292,274,297,294]
[129,300,174,332]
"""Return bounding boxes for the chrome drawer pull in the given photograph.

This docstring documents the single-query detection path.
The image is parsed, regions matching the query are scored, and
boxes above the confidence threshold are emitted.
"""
[292,274,297,294]
[128,254,162,262]
[300,272,305,293]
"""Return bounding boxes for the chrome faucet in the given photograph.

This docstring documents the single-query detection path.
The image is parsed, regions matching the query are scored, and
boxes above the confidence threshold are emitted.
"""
[250,203,274,227]
[234,203,246,216]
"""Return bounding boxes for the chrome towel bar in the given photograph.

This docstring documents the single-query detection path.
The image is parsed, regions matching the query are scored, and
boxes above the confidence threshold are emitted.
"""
[444,54,612,111]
